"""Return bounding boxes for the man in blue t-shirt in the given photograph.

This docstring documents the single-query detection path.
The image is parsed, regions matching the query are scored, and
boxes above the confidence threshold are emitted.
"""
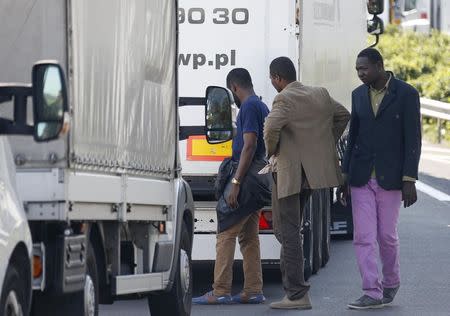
[193,68,269,305]
[231,91,269,162]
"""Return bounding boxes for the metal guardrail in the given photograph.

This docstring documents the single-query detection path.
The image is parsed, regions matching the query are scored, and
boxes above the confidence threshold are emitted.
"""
[421,98,450,120]
[420,98,450,143]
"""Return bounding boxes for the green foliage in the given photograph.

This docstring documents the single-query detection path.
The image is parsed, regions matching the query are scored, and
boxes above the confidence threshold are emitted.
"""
[375,25,450,144]
[376,25,450,103]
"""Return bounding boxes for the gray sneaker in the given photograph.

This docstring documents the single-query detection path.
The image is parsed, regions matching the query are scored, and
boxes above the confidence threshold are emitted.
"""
[382,286,400,304]
[347,295,384,310]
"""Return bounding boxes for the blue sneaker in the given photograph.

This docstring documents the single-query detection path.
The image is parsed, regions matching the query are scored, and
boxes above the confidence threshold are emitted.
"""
[192,290,232,305]
[231,292,266,304]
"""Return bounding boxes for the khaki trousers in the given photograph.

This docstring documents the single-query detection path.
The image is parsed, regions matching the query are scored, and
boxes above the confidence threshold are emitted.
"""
[212,211,263,296]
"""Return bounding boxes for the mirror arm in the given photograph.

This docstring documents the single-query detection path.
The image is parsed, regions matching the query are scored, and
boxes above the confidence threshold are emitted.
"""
[369,34,380,47]
[0,95,12,104]
[0,117,33,135]
[179,97,207,107]
[0,85,32,135]
[14,94,29,126]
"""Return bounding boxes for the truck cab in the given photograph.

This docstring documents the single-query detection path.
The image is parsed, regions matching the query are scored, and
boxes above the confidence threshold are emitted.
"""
[0,137,32,316]
[0,62,63,316]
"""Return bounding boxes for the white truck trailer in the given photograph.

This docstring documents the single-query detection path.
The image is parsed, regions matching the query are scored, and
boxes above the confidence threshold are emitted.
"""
[0,1,232,315]
[179,0,383,278]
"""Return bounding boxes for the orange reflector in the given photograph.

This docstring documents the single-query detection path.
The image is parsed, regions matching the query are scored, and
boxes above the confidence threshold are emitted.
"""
[80,223,87,233]
[186,135,232,161]
[259,211,273,230]
[33,255,43,278]
[159,222,166,234]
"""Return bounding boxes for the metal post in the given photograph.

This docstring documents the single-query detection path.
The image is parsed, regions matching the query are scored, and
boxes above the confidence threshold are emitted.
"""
[437,118,442,144]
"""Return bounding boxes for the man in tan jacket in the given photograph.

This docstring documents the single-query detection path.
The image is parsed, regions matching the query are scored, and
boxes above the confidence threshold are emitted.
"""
[264,57,350,310]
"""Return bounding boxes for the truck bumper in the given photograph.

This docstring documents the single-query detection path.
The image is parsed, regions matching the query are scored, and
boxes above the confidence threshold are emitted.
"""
[192,233,280,262]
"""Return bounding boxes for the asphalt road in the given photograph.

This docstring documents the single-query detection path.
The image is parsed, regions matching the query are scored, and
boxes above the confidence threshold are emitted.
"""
[100,143,450,316]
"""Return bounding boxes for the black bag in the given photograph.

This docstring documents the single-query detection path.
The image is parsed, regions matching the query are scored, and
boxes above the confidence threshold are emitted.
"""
[214,157,237,200]
[216,159,271,217]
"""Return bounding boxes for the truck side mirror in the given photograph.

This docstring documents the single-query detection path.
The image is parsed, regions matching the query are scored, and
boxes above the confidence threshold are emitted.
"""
[367,0,384,15]
[32,62,68,142]
[204,86,233,144]
[367,15,384,47]
[368,16,384,35]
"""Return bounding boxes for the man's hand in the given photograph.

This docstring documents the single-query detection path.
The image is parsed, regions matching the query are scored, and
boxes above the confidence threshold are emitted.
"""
[227,183,240,209]
[336,183,350,206]
[402,181,417,208]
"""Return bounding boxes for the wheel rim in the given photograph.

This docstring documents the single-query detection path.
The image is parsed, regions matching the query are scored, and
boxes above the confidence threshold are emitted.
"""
[84,274,96,316]
[179,249,191,299]
[4,290,23,316]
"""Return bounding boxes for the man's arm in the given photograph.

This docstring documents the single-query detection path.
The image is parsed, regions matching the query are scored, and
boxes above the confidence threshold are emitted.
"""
[263,96,290,157]
[401,90,421,207]
[234,133,257,181]
[341,94,359,174]
[227,133,257,209]
[330,96,351,142]
[227,103,260,209]
[336,94,358,205]
[402,90,421,180]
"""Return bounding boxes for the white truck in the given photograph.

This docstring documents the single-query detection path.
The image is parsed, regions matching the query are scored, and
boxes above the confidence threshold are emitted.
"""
[178,0,384,278]
[0,1,230,315]
[0,137,33,316]
[382,0,450,34]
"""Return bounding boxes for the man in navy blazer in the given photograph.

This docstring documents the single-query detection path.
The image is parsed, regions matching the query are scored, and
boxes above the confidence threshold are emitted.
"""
[340,48,421,310]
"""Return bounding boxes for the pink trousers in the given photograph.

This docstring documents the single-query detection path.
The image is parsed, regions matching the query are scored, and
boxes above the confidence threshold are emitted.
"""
[351,179,402,300]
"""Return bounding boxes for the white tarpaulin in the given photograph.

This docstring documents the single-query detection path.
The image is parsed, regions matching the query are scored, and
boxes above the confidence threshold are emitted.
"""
[70,0,177,177]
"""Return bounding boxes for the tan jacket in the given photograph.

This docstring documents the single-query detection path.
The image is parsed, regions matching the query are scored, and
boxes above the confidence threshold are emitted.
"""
[264,81,350,199]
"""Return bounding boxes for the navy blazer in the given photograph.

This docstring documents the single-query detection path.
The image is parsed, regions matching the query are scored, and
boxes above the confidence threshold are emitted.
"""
[342,74,421,190]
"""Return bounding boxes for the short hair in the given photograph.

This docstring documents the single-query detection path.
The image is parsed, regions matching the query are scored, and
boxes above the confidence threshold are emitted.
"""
[357,48,384,65]
[226,68,253,89]
[269,57,297,81]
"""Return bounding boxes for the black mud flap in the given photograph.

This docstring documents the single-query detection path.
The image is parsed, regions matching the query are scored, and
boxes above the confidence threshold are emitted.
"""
[330,195,353,239]
[55,234,87,294]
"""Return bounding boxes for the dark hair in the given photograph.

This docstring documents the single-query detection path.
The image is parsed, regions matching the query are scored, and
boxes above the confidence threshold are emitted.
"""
[226,68,253,89]
[357,48,384,65]
[269,57,297,81]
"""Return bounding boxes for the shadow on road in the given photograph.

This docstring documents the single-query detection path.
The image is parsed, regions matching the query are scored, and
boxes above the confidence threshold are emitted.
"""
[419,172,450,195]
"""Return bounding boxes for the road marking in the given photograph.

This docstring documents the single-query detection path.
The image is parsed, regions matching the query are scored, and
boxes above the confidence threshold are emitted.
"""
[416,181,450,201]
[422,147,450,154]
[421,154,450,165]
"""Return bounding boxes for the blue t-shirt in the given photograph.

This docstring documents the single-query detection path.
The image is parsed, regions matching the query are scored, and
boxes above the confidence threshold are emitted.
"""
[232,95,270,161]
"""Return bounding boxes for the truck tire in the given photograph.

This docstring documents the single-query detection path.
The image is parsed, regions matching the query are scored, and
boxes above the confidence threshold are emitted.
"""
[31,239,99,316]
[1,264,28,316]
[148,222,193,316]
[312,190,323,274]
[302,198,313,281]
[321,189,331,267]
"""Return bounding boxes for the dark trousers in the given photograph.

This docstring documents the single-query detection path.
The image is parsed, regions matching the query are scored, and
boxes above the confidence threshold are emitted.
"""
[272,173,311,300]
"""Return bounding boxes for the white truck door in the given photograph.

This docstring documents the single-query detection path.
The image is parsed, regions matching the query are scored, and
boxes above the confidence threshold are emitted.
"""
[178,0,298,176]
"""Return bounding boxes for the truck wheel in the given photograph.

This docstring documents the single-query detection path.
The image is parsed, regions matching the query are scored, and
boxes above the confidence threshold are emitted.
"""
[148,222,192,316]
[60,239,99,316]
[321,189,331,267]
[302,198,313,281]
[82,243,99,316]
[31,239,99,316]
[1,265,28,316]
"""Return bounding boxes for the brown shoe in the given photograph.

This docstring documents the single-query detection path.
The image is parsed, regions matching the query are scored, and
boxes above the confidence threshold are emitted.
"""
[269,293,312,310]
